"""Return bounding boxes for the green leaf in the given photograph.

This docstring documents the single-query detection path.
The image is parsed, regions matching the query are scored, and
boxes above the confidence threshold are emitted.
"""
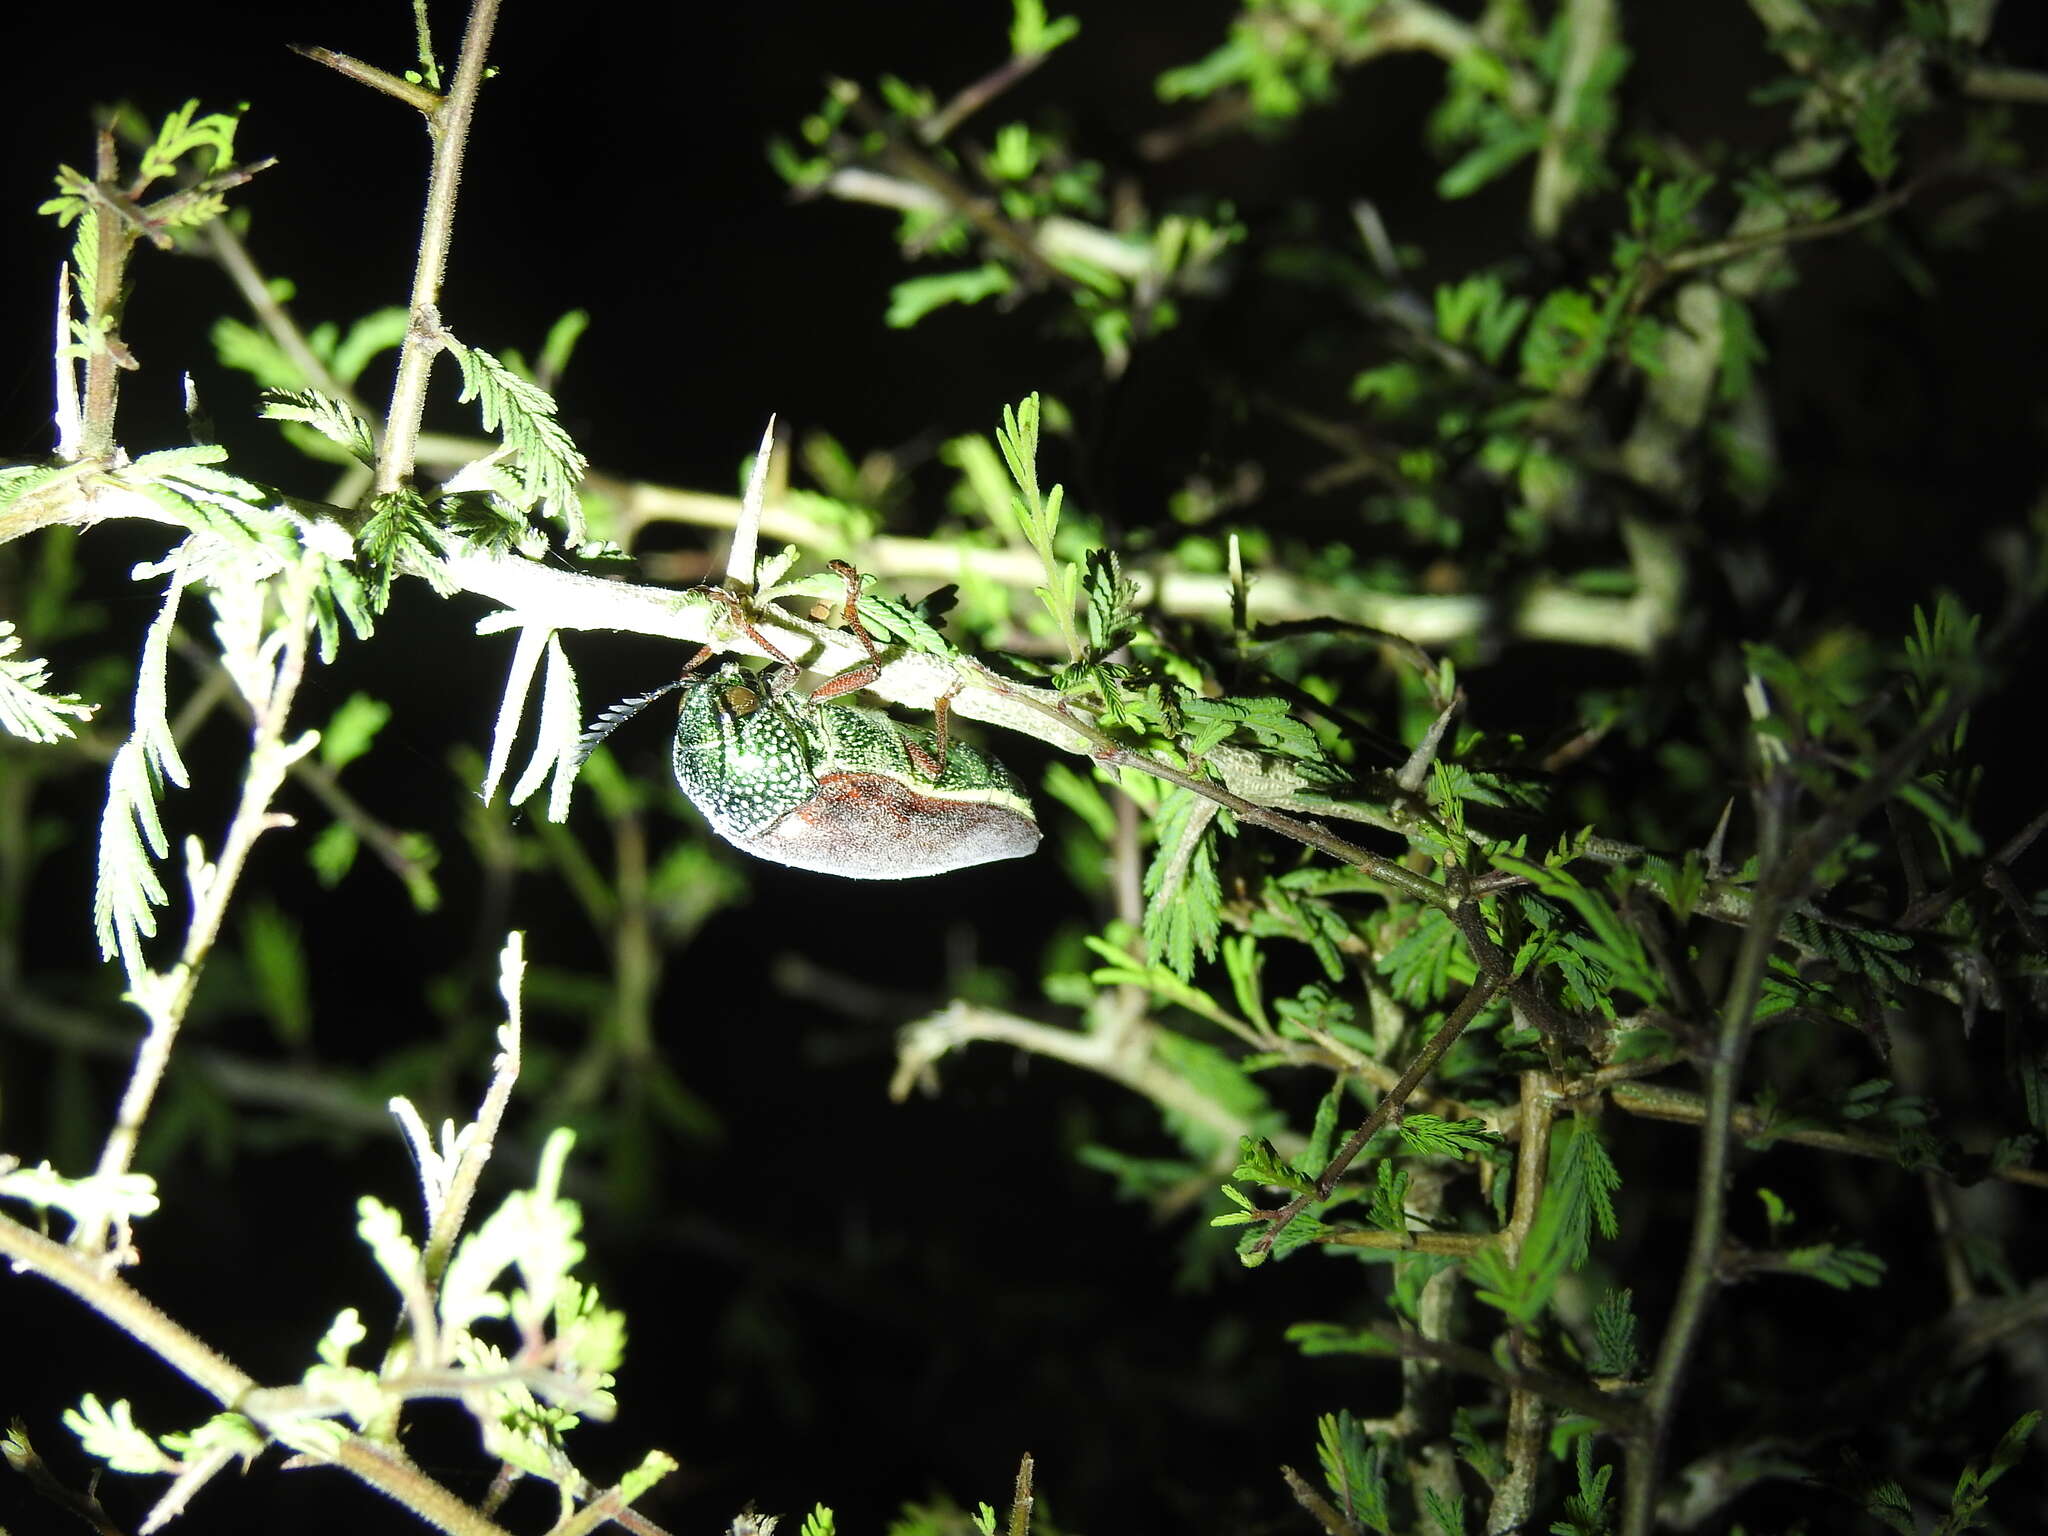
[1143,786,1223,980]
[358,490,451,613]
[243,901,313,1048]
[0,620,96,743]
[1011,0,1080,57]
[1366,1160,1410,1233]
[1317,1410,1392,1533]
[1380,907,1470,1006]
[446,339,588,540]
[1438,122,1544,200]
[1466,1169,1575,1325]
[885,264,1014,328]
[137,99,241,182]
[1782,1243,1886,1290]
[1080,546,1137,656]
[1397,1115,1502,1160]
[1233,1134,1315,1195]
[64,1395,177,1475]
[1940,1409,2043,1534]
[1491,853,1663,1016]
[320,692,391,772]
[1285,1322,1398,1358]
[1550,1117,1623,1267]
[1589,1288,1640,1378]
[259,388,376,466]
[1423,1487,1470,1536]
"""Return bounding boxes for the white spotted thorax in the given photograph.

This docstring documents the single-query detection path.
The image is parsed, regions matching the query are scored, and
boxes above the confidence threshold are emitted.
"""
[670,661,1041,879]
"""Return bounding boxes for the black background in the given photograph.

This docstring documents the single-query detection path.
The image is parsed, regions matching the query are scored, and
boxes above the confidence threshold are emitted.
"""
[5,3,2048,1534]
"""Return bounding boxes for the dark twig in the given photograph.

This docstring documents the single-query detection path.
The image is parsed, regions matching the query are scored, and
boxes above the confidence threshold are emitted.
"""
[1248,973,1500,1256]
[923,50,1052,144]
[1361,1323,1641,1431]
[1281,1464,1354,1536]
[1621,669,1992,1534]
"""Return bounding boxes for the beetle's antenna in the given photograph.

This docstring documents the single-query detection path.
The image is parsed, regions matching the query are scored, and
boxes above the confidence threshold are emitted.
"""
[572,678,688,769]
[724,414,778,596]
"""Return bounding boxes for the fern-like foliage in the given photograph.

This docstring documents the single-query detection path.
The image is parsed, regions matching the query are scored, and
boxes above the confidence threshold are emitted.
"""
[93,581,190,981]
[0,622,96,743]
[446,340,588,542]
[259,389,376,467]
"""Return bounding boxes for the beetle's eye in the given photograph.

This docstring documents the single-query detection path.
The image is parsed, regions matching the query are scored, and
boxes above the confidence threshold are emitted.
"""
[723,683,761,717]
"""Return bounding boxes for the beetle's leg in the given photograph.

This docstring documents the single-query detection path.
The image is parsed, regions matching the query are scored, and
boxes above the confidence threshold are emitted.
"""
[695,588,805,695]
[808,559,885,703]
[902,684,960,779]
[698,586,799,667]
[830,559,880,654]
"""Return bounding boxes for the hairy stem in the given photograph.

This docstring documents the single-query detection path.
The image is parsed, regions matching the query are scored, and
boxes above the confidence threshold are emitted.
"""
[78,131,136,462]
[374,0,502,501]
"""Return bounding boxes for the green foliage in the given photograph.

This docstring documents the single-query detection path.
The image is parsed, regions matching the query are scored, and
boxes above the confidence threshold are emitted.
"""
[1396,1114,1501,1160]
[887,264,1015,327]
[1141,786,1223,980]
[0,619,96,742]
[1588,1288,1640,1381]
[1366,1159,1410,1233]
[1549,1119,1622,1270]
[445,339,589,541]
[1935,1410,2042,1535]
[259,389,377,467]
[1547,1432,1615,1535]
[8,4,2048,1534]
[1781,1243,1887,1291]
[357,489,450,612]
[1317,1409,1392,1534]
[92,578,190,980]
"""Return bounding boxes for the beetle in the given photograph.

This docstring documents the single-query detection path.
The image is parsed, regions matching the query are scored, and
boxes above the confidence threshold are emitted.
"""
[577,563,1040,879]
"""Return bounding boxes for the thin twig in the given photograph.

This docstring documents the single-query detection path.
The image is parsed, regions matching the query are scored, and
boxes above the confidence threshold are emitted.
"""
[1248,973,1500,1256]
[1656,177,1919,280]
[3,1419,131,1536]
[890,1002,1272,1158]
[1608,1081,2048,1190]
[923,50,1052,143]
[1282,1464,1354,1536]
[1357,1322,1641,1431]
[374,0,503,500]
[80,128,137,460]
[291,45,443,114]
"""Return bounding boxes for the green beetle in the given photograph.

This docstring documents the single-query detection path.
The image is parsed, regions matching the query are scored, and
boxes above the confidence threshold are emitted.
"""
[580,565,1039,879]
